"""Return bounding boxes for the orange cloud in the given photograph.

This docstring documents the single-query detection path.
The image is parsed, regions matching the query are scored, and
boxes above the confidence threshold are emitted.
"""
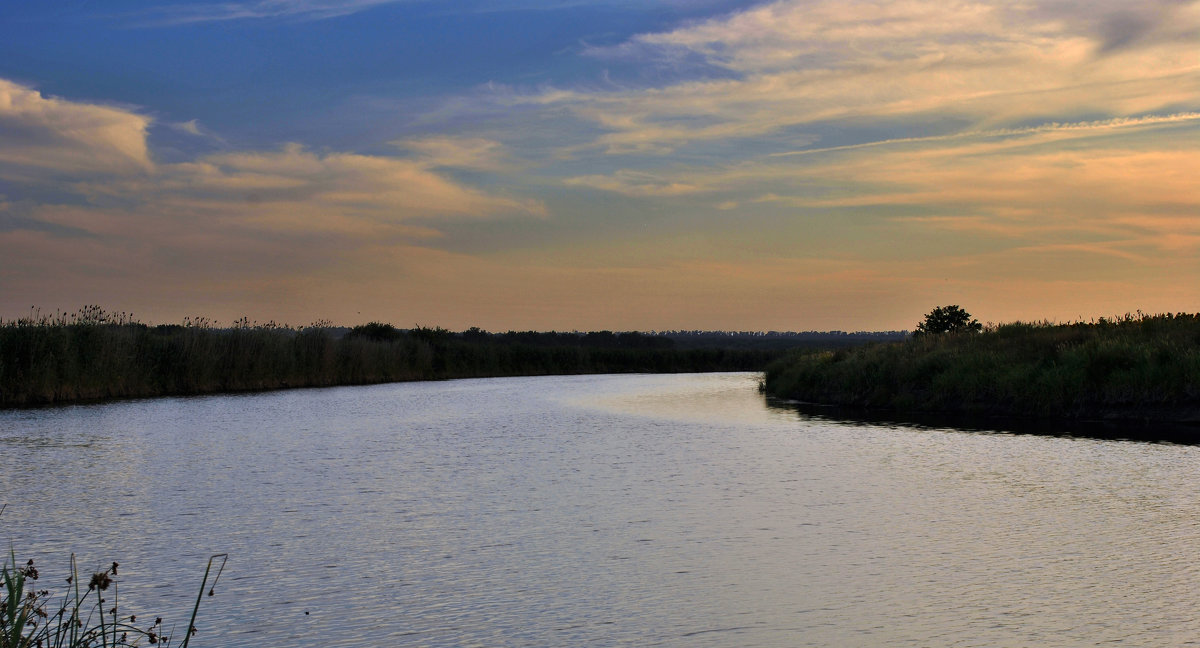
[0,79,153,177]
[544,0,1200,154]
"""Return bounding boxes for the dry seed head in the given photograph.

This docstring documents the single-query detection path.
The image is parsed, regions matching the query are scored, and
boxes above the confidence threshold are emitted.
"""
[88,571,112,591]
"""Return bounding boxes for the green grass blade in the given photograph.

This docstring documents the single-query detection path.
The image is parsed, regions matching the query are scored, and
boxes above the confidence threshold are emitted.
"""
[179,554,226,648]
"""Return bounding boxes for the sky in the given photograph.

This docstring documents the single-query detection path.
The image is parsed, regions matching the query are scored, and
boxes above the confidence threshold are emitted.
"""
[0,0,1197,331]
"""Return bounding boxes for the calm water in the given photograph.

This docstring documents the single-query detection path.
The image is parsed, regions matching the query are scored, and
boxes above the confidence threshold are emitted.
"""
[2,373,1199,647]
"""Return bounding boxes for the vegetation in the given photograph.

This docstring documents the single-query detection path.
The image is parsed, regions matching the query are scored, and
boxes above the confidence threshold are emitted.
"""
[912,305,982,336]
[763,311,1200,422]
[664,329,905,350]
[0,306,821,407]
[1,515,225,648]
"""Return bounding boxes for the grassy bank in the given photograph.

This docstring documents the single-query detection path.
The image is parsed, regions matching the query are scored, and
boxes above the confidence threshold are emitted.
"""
[1,307,783,407]
[762,313,1200,423]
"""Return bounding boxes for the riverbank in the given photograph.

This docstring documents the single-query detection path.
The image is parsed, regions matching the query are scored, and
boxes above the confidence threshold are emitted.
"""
[762,312,1200,424]
[1,309,785,407]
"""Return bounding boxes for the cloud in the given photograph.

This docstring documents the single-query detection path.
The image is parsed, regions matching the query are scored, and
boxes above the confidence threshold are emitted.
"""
[0,137,550,325]
[765,124,1200,260]
[129,0,406,26]
[768,112,1200,160]
[130,0,663,26]
[0,79,153,178]
[0,73,547,315]
[564,169,702,196]
[4,1,1198,328]
[630,0,1200,71]
[1020,0,1200,55]
[171,119,203,136]
[799,138,1199,219]
[200,143,543,218]
[565,112,1200,205]
[63,143,547,240]
[0,78,544,231]
[547,109,1200,274]
[393,136,509,170]
[529,0,1200,155]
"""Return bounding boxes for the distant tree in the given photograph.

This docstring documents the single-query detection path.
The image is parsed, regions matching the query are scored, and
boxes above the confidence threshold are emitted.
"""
[914,305,982,336]
[410,325,452,344]
[347,322,402,341]
[461,326,491,343]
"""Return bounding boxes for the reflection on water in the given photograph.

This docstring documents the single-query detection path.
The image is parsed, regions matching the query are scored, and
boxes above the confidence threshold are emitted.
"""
[2,373,1199,646]
[766,396,1200,445]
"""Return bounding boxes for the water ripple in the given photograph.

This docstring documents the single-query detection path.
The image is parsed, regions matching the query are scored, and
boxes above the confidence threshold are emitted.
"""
[2,374,1198,646]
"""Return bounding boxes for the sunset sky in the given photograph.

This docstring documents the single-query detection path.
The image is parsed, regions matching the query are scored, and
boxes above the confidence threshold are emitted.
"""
[1,0,1197,331]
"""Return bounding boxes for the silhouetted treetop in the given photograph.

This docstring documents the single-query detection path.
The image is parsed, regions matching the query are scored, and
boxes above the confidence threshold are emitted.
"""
[914,305,982,336]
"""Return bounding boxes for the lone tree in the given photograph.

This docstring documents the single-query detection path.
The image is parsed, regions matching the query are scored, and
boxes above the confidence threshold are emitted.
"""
[914,305,982,336]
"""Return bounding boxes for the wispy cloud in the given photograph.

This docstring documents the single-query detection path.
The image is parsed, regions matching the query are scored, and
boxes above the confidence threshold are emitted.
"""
[564,169,702,196]
[129,0,407,26]
[151,143,546,228]
[393,136,510,170]
[530,0,1200,155]
[550,108,1200,275]
[127,0,669,26]
[170,119,204,136]
[769,112,1200,159]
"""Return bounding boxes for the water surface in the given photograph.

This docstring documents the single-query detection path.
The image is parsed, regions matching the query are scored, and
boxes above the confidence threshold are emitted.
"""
[2,373,1198,646]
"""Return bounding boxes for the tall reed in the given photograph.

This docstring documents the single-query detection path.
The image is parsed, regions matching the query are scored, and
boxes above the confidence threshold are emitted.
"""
[1,307,782,407]
[2,506,225,648]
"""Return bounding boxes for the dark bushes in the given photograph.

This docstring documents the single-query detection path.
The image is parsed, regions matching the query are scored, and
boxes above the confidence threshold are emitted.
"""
[762,312,1200,422]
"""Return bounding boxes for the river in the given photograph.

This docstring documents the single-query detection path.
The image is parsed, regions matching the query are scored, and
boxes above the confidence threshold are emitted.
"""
[2,372,1197,646]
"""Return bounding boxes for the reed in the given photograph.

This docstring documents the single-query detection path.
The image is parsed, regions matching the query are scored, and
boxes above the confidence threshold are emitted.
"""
[762,312,1200,422]
[1,307,782,407]
[1,508,225,648]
